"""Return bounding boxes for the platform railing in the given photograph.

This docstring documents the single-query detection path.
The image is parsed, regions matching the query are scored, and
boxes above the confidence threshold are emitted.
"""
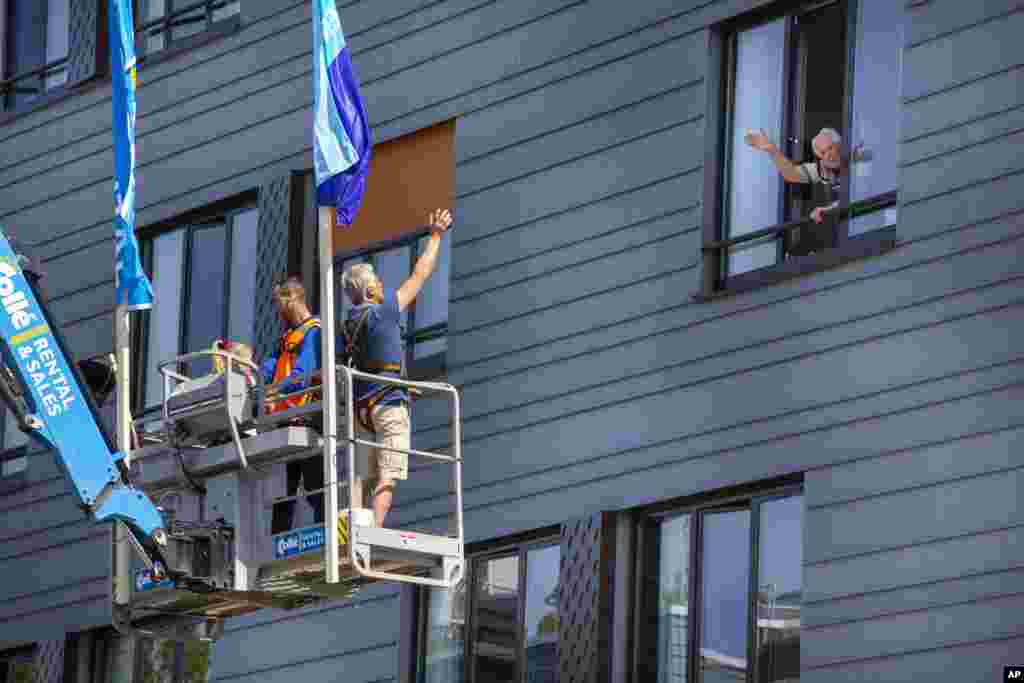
[334,365,464,589]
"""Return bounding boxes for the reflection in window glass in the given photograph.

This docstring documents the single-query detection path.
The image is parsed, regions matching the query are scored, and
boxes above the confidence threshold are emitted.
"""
[472,555,519,683]
[524,544,560,683]
[45,0,69,89]
[374,246,411,302]
[416,233,450,330]
[185,225,227,377]
[657,514,691,683]
[143,0,167,52]
[422,584,467,683]
[727,18,786,275]
[145,231,185,408]
[755,496,803,683]
[700,509,751,682]
[849,0,903,236]
[228,209,259,343]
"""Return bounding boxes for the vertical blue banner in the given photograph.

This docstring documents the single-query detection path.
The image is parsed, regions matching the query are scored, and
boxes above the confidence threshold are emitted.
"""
[110,0,154,309]
[313,0,372,226]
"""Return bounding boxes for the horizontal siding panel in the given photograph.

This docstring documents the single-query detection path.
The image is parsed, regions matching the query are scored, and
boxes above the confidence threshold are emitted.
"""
[0,594,111,645]
[444,279,1023,463]
[210,592,399,679]
[454,119,702,249]
[900,129,1024,205]
[803,592,1024,669]
[901,66,1023,142]
[453,168,700,285]
[907,0,1022,47]
[903,9,1024,101]
[394,366,1024,536]
[62,312,115,361]
[805,567,1024,629]
[806,522,1024,605]
[901,104,1024,166]
[212,645,396,683]
[447,228,1024,428]
[0,492,85,543]
[47,283,115,328]
[0,523,104,563]
[454,191,700,301]
[358,0,585,86]
[806,467,1024,565]
[454,33,705,164]
[0,531,111,604]
[0,476,69,514]
[453,227,696,332]
[897,170,1024,242]
[457,84,704,198]
[806,426,1024,510]
[0,576,108,624]
[802,635,1024,682]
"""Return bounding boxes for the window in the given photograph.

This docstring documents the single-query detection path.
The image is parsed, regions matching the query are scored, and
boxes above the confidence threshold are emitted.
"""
[0,0,69,112]
[337,231,451,378]
[702,0,902,295]
[638,485,803,683]
[419,539,561,683]
[139,206,258,412]
[331,120,455,379]
[135,0,240,56]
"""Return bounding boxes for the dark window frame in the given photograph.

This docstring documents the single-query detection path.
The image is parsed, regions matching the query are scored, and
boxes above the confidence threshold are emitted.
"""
[0,0,71,117]
[335,228,451,382]
[135,196,258,415]
[415,531,561,683]
[133,0,240,67]
[633,477,803,683]
[697,0,899,301]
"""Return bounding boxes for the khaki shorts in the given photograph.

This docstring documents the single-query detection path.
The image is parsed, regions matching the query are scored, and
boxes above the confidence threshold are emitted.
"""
[355,402,410,483]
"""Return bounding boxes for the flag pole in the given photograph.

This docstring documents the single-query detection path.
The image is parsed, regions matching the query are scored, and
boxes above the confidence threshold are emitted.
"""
[115,304,132,463]
[320,207,341,585]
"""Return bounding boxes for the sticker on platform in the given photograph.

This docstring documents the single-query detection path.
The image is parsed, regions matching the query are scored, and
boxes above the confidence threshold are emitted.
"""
[135,569,173,592]
[274,525,326,559]
[1006,667,1024,681]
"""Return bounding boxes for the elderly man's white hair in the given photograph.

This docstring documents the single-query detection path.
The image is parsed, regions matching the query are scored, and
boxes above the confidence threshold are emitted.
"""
[341,262,377,304]
[814,127,842,147]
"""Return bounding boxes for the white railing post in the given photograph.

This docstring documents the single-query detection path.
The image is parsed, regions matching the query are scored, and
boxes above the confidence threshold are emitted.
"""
[319,207,340,584]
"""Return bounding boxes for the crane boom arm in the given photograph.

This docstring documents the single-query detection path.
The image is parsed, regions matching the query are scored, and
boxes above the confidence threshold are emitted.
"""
[0,231,167,559]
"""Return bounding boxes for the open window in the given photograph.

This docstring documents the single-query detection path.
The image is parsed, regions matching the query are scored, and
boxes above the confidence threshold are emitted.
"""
[701,0,903,297]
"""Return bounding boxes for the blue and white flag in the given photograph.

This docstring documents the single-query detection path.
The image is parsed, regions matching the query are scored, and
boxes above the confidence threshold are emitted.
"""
[110,0,153,309]
[313,0,372,226]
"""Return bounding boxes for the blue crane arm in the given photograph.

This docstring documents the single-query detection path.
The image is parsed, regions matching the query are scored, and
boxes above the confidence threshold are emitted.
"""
[0,231,166,552]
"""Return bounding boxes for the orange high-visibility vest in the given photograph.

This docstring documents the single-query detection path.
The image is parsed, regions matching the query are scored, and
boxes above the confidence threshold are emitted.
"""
[267,318,321,415]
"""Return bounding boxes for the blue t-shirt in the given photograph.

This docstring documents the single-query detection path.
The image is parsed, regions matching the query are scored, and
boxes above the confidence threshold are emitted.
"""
[347,289,407,405]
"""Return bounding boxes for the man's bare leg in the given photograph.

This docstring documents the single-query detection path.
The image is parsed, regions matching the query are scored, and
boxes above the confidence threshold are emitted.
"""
[372,480,395,527]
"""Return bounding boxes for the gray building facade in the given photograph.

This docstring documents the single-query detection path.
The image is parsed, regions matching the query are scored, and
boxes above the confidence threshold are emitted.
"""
[0,0,1022,681]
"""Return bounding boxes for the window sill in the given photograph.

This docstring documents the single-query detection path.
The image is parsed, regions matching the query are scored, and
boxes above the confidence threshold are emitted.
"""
[0,78,90,128]
[693,227,897,302]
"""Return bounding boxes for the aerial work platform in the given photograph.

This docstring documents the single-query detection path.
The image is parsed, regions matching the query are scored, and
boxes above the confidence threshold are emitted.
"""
[119,349,464,631]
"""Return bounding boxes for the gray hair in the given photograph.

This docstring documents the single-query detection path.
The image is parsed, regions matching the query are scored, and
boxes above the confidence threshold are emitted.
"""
[814,127,842,148]
[341,262,377,304]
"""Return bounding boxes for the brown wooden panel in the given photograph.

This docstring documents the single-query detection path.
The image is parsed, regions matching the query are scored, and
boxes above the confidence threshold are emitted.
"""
[334,120,455,254]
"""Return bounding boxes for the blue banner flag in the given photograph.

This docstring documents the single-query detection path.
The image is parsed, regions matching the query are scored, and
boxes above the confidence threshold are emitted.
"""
[313,0,372,226]
[110,0,153,309]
